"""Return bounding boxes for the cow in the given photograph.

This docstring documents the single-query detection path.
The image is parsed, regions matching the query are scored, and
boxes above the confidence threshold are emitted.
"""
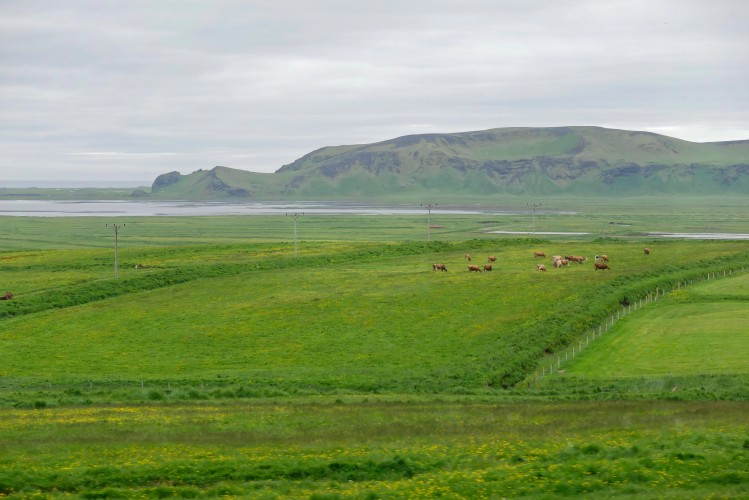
[483,264,493,272]
[0,291,13,300]
[533,251,546,258]
[432,264,448,272]
[488,256,497,262]
[567,255,586,264]
[551,255,562,263]
[536,264,546,271]
[595,255,609,263]
[468,265,482,272]
[465,254,472,261]
[594,262,610,271]
[560,259,569,267]
[553,259,563,268]
[644,247,651,255]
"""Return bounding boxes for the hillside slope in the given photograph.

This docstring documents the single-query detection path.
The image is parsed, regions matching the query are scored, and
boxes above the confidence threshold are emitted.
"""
[145,126,749,199]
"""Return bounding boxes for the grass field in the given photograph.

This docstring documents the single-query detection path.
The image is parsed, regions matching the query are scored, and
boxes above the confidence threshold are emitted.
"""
[2,400,748,498]
[559,273,749,378]
[2,208,749,497]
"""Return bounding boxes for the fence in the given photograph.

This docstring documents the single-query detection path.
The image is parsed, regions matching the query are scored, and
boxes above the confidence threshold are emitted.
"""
[533,266,749,382]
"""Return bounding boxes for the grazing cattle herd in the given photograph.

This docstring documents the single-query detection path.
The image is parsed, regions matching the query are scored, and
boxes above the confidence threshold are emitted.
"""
[430,248,651,273]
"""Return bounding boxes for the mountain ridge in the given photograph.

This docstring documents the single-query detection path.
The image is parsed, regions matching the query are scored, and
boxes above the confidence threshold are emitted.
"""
[144,126,749,199]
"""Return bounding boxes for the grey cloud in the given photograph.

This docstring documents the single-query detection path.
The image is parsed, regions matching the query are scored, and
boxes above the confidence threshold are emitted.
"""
[1,0,747,185]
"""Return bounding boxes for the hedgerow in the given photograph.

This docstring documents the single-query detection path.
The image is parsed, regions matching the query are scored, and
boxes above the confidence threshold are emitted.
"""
[485,252,749,388]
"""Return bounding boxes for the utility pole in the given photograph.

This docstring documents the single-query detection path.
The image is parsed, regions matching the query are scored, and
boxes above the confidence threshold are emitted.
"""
[420,203,437,241]
[106,223,125,278]
[527,202,541,236]
[285,212,303,257]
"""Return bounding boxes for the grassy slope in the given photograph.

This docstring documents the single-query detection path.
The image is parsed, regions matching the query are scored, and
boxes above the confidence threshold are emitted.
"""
[290,127,749,168]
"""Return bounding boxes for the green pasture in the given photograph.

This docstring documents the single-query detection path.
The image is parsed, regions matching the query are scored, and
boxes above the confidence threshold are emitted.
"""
[559,273,749,379]
[2,209,749,498]
[2,237,748,395]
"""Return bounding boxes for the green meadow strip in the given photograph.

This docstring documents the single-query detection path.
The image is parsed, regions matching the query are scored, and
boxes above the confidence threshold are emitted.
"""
[0,400,747,498]
[0,239,521,319]
[486,253,749,388]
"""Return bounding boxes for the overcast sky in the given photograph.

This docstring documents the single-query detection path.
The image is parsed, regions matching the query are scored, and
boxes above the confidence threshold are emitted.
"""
[2,0,747,187]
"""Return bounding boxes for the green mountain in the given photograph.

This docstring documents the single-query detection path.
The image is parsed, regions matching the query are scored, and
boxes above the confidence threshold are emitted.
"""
[145,126,749,199]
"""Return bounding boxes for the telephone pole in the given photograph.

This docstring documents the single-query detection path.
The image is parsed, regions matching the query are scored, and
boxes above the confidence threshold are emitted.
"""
[106,223,125,278]
[421,203,437,241]
[527,202,541,236]
[285,212,303,257]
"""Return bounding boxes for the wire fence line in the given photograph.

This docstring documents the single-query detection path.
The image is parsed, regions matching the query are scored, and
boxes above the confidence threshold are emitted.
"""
[534,266,749,382]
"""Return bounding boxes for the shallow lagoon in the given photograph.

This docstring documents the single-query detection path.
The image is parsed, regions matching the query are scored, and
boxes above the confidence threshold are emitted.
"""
[0,200,496,217]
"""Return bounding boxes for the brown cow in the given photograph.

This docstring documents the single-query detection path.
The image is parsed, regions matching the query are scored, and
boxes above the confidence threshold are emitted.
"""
[594,263,610,271]
[483,264,493,272]
[553,259,563,268]
[468,265,482,272]
[488,256,497,262]
[432,264,448,272]
[533,251,546,258]
[0,291,13,300]
[560,259,569,267]
[644,247,651,255]
[465,254,472,261]
[568,255,586,264]
[536,264,546,271]
[595,255,609,263]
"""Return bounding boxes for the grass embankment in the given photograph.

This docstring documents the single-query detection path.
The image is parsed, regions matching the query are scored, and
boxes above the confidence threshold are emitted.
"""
[561,272,749,378]
[533,271,749,400]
